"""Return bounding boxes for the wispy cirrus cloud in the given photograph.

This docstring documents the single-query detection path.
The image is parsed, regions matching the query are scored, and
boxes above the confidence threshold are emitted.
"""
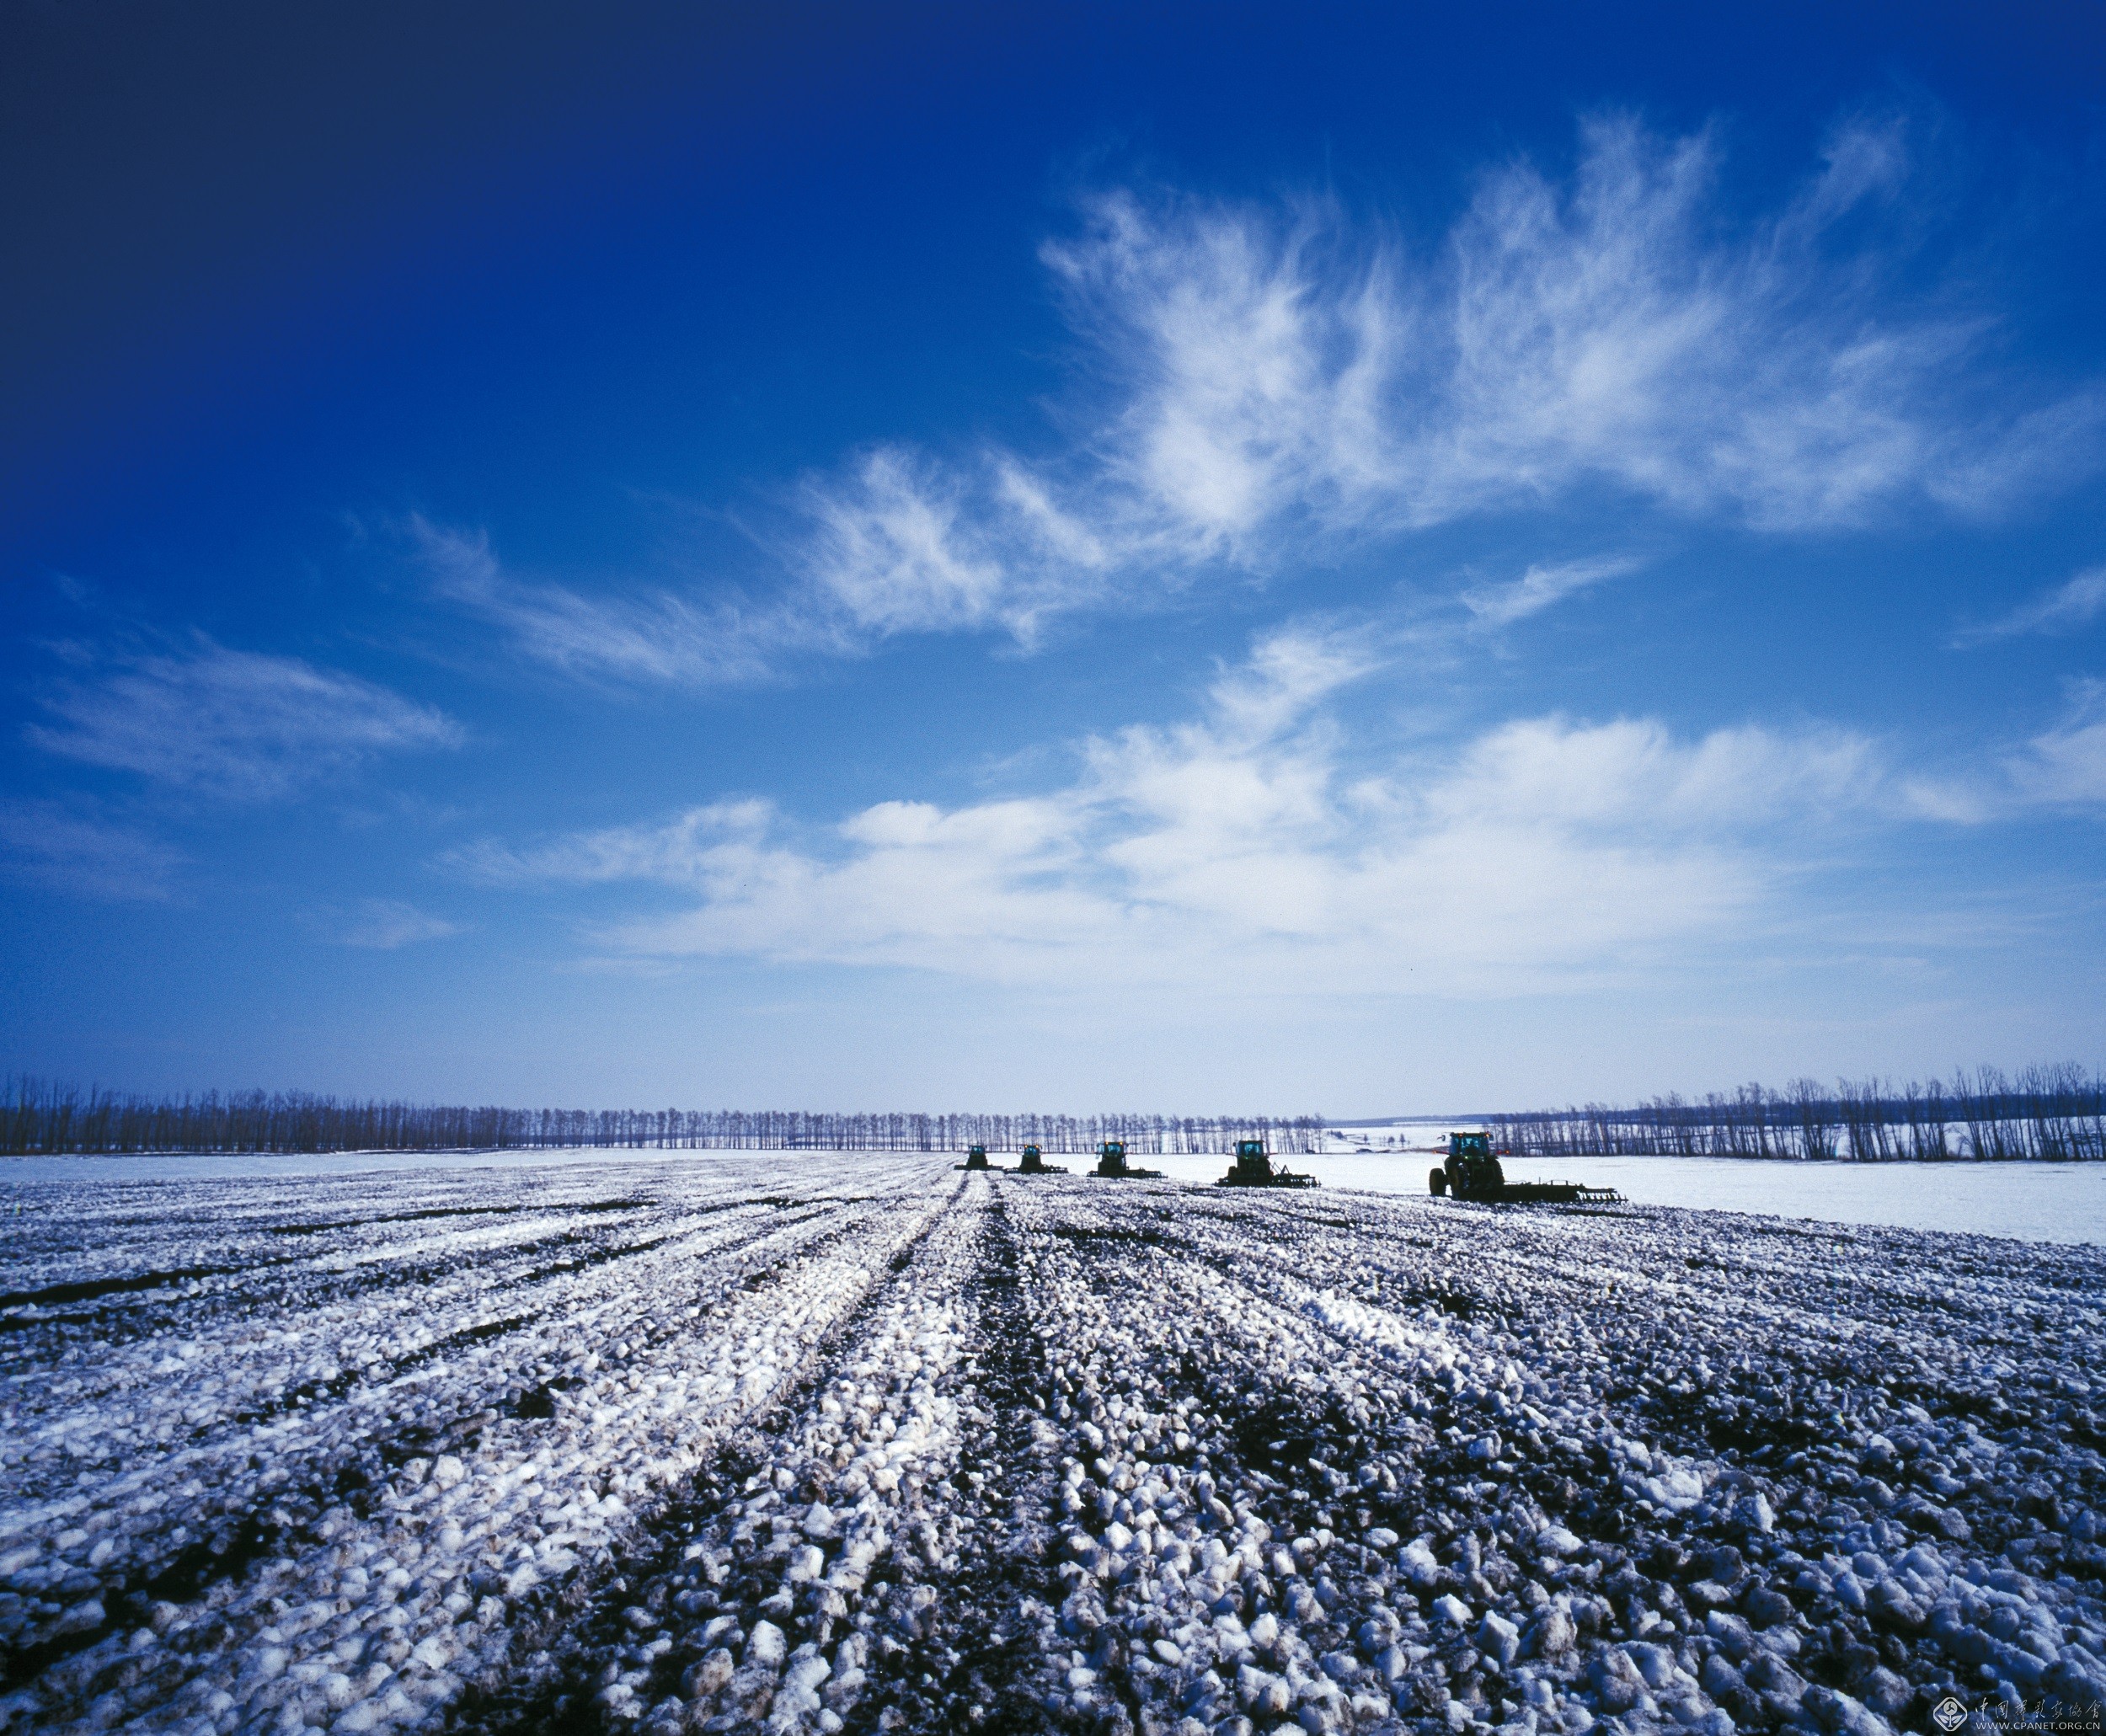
[323,898,463,949]
[430,112,2104,688]
[0,799,185,901]
[1462,556,1642,628]
[452,797,780,887]
[1094,113,2090,538]
[413,518,796,686]
[413,444,1121,685]
[1873,681,2106,821]
[797,112,2094,627]
[794,449,1012,636]
[27,636,461,800]
[2009,681,2106,806]
[1954,565,2106,645]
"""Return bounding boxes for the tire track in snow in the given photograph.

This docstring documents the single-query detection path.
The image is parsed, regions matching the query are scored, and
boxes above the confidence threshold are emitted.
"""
[0,1157,955,1733]
[450,1171,1014,1733]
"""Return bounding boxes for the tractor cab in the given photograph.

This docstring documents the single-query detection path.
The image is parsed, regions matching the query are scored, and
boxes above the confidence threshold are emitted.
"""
[1430,1130,1506,1201]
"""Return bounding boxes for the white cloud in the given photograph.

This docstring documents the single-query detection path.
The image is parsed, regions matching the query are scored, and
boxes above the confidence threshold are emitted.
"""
[413,519,793,686]
[27,638,462,800]
[1462,556,1641,627]
[1427,715,1884,829]
[416,450,1097,685]
[1922,392,2106,519]
[795,448,1010,635]
[1038,187,1410,561]
[1954,565,2106,645]
[330,899,462,949]
[0,800,184,901]
[452,799,778,887]
[463,626,1902,990]
[2010,681,2106,806]
[433,113,2103,687]
[1853,681,2106,819]
[1205,621,1387,740]
[1017,112,2095,557]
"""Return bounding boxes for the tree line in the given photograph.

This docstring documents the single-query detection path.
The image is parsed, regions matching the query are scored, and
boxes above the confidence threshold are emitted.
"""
[1490,1064,2105,1161]
[0,1081,1323,1157]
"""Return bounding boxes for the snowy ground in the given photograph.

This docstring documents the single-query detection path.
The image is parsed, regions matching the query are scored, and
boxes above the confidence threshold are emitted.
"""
[13,1151,2104,1246]
[1158,1155,2106,1248]
[3,1154,2103,1736]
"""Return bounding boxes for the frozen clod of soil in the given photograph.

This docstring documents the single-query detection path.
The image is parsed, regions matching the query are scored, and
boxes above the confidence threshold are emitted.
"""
[3,1157,2103,1735]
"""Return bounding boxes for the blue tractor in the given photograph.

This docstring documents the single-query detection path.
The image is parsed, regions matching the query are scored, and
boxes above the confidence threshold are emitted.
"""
[1216,1138,1318,1188]
[1093,1140,1162,1179]
[1430,1131,1618,1205]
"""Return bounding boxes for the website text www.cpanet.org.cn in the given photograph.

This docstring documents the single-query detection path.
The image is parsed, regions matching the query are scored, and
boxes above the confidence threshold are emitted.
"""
[1936,1693,2105,1734]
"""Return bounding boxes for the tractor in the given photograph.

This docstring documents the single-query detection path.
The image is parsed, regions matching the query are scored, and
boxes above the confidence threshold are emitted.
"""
[1216,1138,1318,1188]
[1017,1143,1066,1174]
[1093,1140,1162,1179]
[1429,1131,1619,1205]
[1429,1130,1503,1199]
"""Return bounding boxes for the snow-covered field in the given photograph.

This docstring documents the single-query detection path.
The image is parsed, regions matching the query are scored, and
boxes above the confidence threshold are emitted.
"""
[1164,1154,2106,1247]
[3,1154,2103,1736]
[19,1151,2105,1247]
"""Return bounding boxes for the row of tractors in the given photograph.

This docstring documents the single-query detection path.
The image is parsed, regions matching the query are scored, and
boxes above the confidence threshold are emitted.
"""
[958,1130,1619,1205]
[958,1137,1317,1188]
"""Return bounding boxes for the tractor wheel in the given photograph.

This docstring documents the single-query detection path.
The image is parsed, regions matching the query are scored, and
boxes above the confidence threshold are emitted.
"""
[1429,1167,1447,1196]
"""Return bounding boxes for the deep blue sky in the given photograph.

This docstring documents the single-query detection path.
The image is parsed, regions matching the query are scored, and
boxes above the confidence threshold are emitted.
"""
[5,1,2104,1113]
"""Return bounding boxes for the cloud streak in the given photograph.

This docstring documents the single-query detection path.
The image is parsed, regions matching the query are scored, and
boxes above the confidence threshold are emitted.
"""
[2010,681,2106,807]
[1462,556,1641,627]
[414,519,794,687]
[27,637,461,800]
[329,899,463,949]
[0,800,184,901]
[1954,565,2106,645]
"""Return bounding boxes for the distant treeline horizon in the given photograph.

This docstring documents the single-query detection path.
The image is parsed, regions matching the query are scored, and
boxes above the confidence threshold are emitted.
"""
[1493,1064,2105,1161]
[8,1067,2102,1162]
[0,1082,1323,1157]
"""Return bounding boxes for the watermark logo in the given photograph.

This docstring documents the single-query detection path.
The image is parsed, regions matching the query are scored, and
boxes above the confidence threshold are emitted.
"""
[1942,1693,2106,1735]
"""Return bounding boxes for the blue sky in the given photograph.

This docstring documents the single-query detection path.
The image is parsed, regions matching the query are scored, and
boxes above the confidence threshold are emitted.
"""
[4,1,2104,1114]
